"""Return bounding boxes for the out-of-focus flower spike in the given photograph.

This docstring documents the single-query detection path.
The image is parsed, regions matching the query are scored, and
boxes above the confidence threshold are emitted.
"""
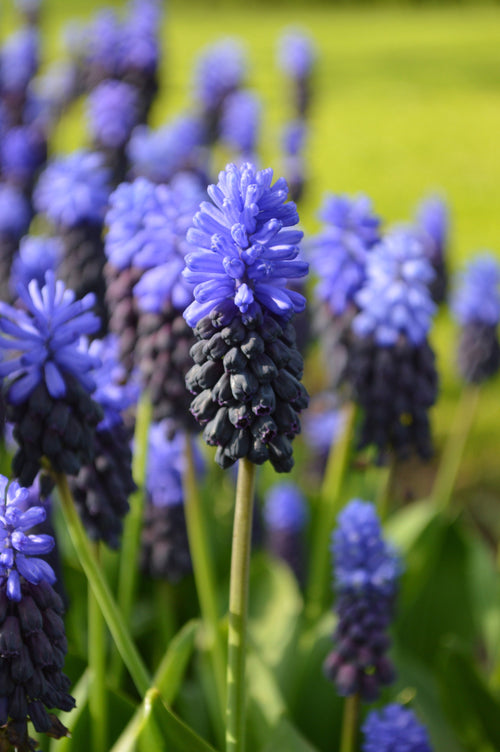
[362,703,433,752]
[263,481,307,583]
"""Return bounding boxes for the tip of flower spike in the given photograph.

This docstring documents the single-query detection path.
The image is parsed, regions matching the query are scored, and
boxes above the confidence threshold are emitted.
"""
[362,704,433,752]
[451,253,500,327]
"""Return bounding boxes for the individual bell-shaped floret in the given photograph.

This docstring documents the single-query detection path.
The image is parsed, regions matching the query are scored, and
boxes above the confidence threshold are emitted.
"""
[451,253,500,384]
[0,272,103,486]
[183,162,309,472]
[324,500,401,701]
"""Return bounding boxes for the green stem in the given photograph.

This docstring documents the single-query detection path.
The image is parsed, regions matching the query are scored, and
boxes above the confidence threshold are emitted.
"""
[225,458,256,752]
[88,544,108,752]
[183,435,226,740]
[430,385,480,513]
[112,392,152,682]
[55,472,152,696]
[340,694,359,752]
[305,402,356,621]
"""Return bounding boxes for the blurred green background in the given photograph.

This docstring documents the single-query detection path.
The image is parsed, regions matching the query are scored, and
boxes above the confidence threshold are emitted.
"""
[2,0,500,514]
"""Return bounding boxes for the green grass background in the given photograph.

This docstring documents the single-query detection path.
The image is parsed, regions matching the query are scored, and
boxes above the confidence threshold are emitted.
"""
[3,1,500,512]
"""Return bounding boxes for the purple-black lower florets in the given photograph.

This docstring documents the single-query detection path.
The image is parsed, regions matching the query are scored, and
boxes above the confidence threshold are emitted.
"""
[324,500,400,702]
[185,307,308,472]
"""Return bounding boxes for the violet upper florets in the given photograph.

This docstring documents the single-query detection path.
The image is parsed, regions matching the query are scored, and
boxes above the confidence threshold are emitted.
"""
[0,475,55,602]
[183,162,307,327]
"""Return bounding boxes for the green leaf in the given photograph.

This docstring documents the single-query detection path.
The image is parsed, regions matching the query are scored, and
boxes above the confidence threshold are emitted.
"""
[438,639,500,751]
[260,717,320,752]
[384,499,438,552]
[139,689,220,752]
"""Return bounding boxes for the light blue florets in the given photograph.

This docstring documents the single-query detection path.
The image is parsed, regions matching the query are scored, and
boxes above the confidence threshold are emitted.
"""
[0,475,55,602]
[10,235,62,294]
[34,150,111,228]
[220,90,261,158]
[451,253,500,327]
[87,79,139,149]
[145,423,204,508]
[277,28,316,79]
[353,229,436,346]
[333,499,400,599]
[0,183,31,239]
[193,38,246,110]
[415,195,448,263]
[88,335,139,431]
[362,704,433,752]
[183,162,307,326]
[264,481,307,533]
[309,193,381,316]
[0,27,39,93]
[0,271,101,404]
[104,177,159,270]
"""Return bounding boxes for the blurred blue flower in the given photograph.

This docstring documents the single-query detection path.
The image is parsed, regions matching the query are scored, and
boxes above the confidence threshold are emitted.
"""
[362,704,433,752]
[34,150,110,228]
[0,475,55,602]
[303,392,344,456]
[0,183,31,240]
[10,235,62,294]
[220,89,261,158]
[0,124,46,183]
[282,119,306,157]
[120,0,161,74]
[83,9,123,78]
[353,229,436,346]
[415,194,448,264]
[127,115,205,184]
[87,79,139,149]
[0,271,101,404]
[277,28,316,79]
[0,27,39,93]
[88,334,139,431]
[183,161,307,326]
[309,193,381,316]
[145,422,204,508]
[192,38,246,111]
[104,177,159,270]
[264,481,307,533]
[451,253,500,326]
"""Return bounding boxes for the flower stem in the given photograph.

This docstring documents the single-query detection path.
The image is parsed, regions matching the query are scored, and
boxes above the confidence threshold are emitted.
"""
[88,543,108,752]
[225,458,256,752]
[306,402,356,621]
[55,471,152,696]
[430,385,480,512]
[183,435,226,738]
[112,392,152,682]
[340,694,359,752]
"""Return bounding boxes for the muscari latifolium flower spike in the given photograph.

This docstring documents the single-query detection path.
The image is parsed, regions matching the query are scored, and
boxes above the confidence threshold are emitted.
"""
[183,161,309,472]
[451,253,500,385]
[0,271,103,487]
[0,474,75,748]
[324,499,401,701]
[33,150,111,335]
[414,194,449,305]
[362,703,433,752]
[345,228,439,463]
[276,27,317,118]
[308,192,381,391]
[68,335,138,549]
[141,421,204,582]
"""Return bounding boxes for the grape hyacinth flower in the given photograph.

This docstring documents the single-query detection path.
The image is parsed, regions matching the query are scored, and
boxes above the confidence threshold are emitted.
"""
[0,272,103,486]
[277,28,316,117]
[324,499,401,701]
[0,124,47,195]
[141,422,199,582]
[81,8,123,89]
[451,253,500,384]
[282,119,307,202]
[127,115,207,186]
[183,161,309,472]
[133,173,206,429]
[415,195,449,304]
[69,335,137,548]
[303,391,344,478]
[33,150,111,334]
[0,183,31,304]
[192,38,247,143]
[263,481,307,583]
[9,235,62,298]
[220,89,261,162]
[362,704,433,752]
[0,474,75,745]
[0,27,39,124]
[86,79,139,184]
[309,193,381,390]
[346,229,439,462]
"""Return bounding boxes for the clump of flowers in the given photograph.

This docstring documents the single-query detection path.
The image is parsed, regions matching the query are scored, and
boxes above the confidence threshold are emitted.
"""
[0,272,103,486]
[183,161,309,472]
[362,704,433,752]
[451,253,500,384]
[324,499,401,701]
[346,229,438,462]
[0,474,75,747]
